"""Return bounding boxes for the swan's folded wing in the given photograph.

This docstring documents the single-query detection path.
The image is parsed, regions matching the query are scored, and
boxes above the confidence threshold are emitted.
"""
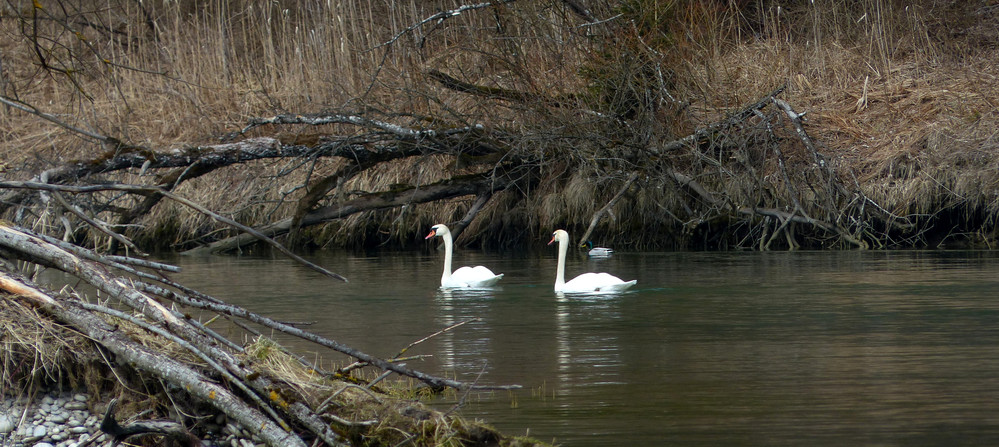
[450,265,503,286]
[563,273,636,292]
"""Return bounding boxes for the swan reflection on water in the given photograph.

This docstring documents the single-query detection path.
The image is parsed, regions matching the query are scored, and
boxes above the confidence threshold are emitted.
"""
[432,286,497,373]
[435,287,499,300]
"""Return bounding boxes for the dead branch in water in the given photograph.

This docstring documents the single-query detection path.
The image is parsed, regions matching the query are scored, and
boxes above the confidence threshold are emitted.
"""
[0,181,347,281]
[185,172,512,254]
[0,223,524,446]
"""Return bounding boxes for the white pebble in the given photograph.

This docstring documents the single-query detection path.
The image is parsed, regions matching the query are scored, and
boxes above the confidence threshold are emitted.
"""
[33,425,48,437]
[73,394,87,402]
[0,414,14,434]
[34,443,55,447]
[70,426,90,434]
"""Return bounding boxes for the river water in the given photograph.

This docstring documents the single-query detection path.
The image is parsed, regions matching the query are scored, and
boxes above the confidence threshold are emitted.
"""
[166,248,999,446]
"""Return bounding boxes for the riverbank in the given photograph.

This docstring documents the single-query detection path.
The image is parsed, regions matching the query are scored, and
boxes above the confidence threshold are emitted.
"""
[1,391,98,447]
[0,255,543,447]
[0,388,280,446]
[3,2,998,252]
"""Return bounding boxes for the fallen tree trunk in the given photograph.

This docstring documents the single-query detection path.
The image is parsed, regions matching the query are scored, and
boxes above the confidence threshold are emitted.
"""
[0,270,308,447]
[185,172,513,254]
[0,222,526,446]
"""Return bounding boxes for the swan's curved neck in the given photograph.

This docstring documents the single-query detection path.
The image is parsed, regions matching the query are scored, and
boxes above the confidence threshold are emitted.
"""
[441,231,454,282]
[555,236,567,289]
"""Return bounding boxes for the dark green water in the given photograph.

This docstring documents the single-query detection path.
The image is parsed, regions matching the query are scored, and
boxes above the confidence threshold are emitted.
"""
[169,249,999,446]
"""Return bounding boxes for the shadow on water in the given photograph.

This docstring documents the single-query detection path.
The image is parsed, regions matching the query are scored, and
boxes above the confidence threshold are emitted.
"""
[163,249,999,446]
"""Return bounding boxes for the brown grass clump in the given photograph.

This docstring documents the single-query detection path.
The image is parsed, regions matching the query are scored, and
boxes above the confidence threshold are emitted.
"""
[0,299,544,446]
[4,1,999,249]
[0,299,97,394]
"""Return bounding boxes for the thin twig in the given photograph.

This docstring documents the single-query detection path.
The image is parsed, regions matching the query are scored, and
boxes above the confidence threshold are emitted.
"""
[393,318,480,360]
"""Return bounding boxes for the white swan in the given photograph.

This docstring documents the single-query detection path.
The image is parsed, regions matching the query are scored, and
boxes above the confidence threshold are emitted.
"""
[426,224,503,288]
[585,241,614,257]
[549,230,636,293]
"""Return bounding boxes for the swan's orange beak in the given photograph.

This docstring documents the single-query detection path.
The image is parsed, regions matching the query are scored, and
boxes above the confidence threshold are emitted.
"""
[425,229,437,239]
[548,234,557,245]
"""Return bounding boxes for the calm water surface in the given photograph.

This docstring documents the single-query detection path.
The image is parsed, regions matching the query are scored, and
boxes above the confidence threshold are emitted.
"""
[167,249,999,446]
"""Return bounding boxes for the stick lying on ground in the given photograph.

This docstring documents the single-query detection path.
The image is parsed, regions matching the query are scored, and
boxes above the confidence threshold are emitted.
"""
[0,222,523,446]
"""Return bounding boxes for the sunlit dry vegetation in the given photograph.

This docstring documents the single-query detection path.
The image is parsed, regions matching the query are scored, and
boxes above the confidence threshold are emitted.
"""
[3,1,999,445]
[3,0,999,252]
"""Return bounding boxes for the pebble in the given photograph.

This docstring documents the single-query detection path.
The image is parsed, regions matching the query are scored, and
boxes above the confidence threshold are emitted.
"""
[0,414,15,433]
[3,390,259,447]
[64,402,87,411]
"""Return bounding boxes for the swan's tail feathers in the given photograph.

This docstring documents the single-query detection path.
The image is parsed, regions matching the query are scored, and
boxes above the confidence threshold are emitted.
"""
[477,273,504,286]
[601,280,637,292]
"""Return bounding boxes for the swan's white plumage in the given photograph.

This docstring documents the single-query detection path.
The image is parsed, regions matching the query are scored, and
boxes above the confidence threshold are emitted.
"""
[549,230,636,293]
[426,224,503,288]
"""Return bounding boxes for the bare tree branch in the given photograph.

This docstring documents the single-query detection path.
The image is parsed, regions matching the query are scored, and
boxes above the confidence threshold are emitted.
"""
[0,181,348,281]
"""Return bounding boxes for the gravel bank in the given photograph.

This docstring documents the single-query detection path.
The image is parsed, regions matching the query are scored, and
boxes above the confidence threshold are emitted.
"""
[1,389,264,447]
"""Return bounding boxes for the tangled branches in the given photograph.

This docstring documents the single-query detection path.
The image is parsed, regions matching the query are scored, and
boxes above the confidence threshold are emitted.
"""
[0,223,523,446]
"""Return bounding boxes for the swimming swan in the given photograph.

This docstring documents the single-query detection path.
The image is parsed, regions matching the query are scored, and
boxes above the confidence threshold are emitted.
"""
[549,230,636,293]
[426,224,503,288]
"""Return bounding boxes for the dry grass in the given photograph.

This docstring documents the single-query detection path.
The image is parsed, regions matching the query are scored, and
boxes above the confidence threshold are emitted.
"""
[0,299,96,394]
[0,298,543,445]
[3,1,999,249]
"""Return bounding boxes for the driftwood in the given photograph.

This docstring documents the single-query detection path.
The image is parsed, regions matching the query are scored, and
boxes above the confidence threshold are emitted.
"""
[2,78,895,256]
[0,269,308,447]
[0,222,521,446]
[185,173,510,254]
[98,399,199,446]
[0,181,347,281]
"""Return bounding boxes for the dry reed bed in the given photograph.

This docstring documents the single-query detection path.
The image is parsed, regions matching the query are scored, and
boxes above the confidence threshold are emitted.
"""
[0,298,534,446]
[2,1,999,249]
